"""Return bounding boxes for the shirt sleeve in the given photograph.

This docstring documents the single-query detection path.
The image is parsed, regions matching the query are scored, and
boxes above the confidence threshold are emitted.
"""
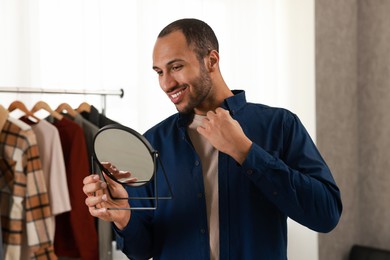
[241,113,342,233]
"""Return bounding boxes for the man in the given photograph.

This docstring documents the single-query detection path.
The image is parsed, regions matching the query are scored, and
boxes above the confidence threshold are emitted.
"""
[83,18,342,259]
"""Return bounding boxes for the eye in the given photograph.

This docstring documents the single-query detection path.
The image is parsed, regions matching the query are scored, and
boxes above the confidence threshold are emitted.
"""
[171,65,183,71]
[155,70,163,76]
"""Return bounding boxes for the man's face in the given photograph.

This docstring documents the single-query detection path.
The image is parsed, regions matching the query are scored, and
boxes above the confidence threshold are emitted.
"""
[152,31,212,114]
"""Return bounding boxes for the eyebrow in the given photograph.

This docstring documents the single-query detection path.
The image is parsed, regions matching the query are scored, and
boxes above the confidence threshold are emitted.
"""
[153,58,185,70]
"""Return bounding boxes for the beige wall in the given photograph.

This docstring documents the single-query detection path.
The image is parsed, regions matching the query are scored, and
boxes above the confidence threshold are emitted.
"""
[357,0,390,249]
[316,0,390,259]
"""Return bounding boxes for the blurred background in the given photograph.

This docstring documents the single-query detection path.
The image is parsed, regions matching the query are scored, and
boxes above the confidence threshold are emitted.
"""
[1,0,389,259]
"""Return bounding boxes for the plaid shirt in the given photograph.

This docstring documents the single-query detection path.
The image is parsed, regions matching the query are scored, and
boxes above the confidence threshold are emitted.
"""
[0,113,56,259]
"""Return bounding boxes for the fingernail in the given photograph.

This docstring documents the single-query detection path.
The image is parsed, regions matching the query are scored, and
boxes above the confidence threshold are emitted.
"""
[98,208,107,213]
[102,194,107,201]
[101,182,107,188]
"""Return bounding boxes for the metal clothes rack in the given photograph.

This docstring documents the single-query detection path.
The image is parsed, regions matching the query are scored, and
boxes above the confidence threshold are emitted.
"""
[0,86,124,115]
[0,86,124,260]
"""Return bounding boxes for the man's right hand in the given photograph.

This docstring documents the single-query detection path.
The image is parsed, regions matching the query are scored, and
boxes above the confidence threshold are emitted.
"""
[83,162,133,230]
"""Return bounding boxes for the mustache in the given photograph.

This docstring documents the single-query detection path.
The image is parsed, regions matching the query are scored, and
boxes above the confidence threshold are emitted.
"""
[170,84,189,92]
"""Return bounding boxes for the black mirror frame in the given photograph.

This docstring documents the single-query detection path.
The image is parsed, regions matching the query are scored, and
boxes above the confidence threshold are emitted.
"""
[92,124,172,210]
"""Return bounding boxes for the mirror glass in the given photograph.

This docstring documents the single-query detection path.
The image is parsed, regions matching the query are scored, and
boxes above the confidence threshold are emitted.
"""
[93,124,172,210]
[93,124,155,187]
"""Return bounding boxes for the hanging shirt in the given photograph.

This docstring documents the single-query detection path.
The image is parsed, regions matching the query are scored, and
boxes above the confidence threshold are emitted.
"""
[72,113,99,170]
[51,116,99,260]
[80,105,118,128]
[72,112,113,260]
[20,117,71,240]
[0,107,56,259]
[114,90,342,260]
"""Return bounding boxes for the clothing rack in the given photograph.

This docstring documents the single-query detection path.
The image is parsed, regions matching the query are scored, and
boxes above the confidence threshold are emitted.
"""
[0,86,124,115]
[0,86,123,260]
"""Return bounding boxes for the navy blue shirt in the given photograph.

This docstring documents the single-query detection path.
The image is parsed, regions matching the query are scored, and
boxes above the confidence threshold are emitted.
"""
[114,90,342,260]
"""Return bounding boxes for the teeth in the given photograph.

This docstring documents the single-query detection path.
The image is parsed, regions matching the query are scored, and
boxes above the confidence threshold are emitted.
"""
[171,91,182,99]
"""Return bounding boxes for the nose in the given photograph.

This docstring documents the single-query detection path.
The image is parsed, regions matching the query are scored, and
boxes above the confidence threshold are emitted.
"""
[160,72,177,92]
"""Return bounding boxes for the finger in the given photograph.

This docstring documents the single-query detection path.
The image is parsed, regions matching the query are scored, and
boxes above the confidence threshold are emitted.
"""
[83,174,100,185]
[113,170,131,179]
[101,162,119,172]
[83,178,107,196]
[85,193,110,214]
[102,172,118,185]
[85,193,104,207]
[215,107,227,114]
[206,110,216,119]
[89,206,106,216]
[88,205,111,220]
[101,162,112,167]
[123,177,138,184]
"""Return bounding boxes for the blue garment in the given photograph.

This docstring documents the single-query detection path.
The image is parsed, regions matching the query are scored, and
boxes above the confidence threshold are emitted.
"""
[114,90,342,260]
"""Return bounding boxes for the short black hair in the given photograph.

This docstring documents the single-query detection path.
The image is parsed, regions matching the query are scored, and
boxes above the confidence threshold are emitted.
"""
[158,18,219,60]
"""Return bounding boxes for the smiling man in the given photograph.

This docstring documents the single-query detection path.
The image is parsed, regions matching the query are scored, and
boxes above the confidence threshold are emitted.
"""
[83,18,342,260]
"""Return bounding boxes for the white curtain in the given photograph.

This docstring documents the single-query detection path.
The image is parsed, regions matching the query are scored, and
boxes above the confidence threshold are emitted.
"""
[0,1,317,259]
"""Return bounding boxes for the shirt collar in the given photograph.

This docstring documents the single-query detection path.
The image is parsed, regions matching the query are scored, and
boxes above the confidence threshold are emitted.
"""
[177,89,247,128]
[221,89,246,115]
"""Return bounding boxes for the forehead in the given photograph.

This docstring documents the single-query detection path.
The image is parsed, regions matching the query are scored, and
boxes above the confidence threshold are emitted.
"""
[152,31,197,67]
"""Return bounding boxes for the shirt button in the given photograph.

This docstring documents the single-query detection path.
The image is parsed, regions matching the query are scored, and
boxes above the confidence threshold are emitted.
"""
[247,169,253,175]
[273,191,278,196]
[194,160,200,166]
[200,228,206,234]
[197,193,203,198]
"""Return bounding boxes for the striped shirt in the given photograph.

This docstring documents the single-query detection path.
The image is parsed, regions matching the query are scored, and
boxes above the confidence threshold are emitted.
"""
[0,109,56,259]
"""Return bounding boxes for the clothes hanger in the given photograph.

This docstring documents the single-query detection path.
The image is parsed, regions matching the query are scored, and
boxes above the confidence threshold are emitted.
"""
[55,102,78,118]
[31,101,63,120]
[76,102,91,113]
[7,100,40,122]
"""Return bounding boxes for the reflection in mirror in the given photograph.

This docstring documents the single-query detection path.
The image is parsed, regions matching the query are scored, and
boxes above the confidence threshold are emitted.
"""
[94,125,155,187]
[92,124,172,210]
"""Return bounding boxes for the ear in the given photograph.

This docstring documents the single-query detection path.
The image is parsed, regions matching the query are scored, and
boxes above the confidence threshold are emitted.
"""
[207,50,219,71]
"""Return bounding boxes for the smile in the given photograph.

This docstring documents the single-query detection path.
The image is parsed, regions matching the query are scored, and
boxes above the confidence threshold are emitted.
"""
[169,86,188,104]
[171,91,183,99]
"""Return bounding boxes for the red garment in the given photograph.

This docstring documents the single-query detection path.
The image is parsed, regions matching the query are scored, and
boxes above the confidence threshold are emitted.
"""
[52,117,98,260]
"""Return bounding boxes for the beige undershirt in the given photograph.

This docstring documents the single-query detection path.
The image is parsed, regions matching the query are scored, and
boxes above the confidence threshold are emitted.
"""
[188,114,220,260]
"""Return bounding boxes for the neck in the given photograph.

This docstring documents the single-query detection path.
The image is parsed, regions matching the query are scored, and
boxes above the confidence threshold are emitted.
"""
[195,76,233,115]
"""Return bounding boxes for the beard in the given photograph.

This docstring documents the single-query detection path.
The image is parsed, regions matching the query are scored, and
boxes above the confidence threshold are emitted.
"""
[177,62,213,114]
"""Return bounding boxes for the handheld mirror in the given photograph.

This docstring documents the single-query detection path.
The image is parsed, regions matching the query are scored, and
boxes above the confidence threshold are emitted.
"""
[92,124,172,210]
